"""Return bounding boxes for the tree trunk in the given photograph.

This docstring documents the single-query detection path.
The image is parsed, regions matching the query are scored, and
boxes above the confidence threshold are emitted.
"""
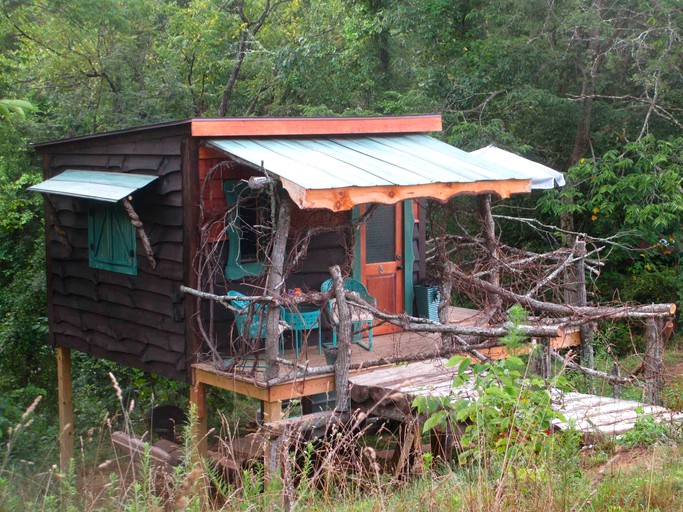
[330,265,352,412]
[264,191,292,380]
[644,317,664,406]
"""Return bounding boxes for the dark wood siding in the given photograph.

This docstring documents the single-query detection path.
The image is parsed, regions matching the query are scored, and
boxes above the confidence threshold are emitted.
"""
[42,131,188,381]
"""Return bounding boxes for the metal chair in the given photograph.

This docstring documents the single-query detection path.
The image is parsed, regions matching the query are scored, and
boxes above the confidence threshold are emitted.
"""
[227,291,287,353]
[320,278,376,351]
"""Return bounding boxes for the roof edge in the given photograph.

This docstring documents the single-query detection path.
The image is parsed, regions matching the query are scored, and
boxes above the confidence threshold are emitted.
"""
[30,119,193,150]
[30,114,443,150]
[191,114,442,137]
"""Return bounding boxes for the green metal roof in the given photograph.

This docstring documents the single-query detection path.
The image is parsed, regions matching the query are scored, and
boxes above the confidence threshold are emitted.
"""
[29,170,157,202]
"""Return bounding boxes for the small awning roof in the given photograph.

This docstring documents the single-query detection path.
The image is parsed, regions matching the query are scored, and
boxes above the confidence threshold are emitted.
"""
[28,170,157,202]
[470,145,565,189]
[208,135,536,211]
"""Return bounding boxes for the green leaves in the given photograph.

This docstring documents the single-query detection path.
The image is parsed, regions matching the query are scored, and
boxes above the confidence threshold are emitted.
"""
[415,307,565,465]
[0,100,37,123]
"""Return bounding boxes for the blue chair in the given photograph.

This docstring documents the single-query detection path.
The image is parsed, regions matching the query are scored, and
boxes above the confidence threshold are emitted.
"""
[227,291,287,352]
[320,278,376,351]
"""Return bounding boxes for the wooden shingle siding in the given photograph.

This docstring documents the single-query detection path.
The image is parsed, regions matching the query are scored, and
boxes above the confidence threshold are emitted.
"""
[44,132,188,381]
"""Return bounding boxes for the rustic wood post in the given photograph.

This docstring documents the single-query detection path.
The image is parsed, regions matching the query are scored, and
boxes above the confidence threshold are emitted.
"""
[644,317,665,406]
[189,378,208,458]
[530,338,551,379]
[478,194,502,312]
[57,346,74,472]
[574,240,594,372]
[612,362,622,399]
[330,265,352,412]
[430,422,455,463]
[122,198,157,269]
[264,191,292,381]
[438,261,454,351]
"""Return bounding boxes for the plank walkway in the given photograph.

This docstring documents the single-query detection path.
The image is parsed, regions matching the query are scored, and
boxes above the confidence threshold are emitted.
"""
[347,358,683,438]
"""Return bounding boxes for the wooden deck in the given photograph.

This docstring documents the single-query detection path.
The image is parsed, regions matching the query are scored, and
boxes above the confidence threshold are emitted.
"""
[552,391,683,437]
[347,358,683,438]
[191,306,581,423]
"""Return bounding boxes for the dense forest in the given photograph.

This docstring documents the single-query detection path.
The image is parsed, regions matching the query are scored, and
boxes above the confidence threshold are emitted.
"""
[0,0,682,501]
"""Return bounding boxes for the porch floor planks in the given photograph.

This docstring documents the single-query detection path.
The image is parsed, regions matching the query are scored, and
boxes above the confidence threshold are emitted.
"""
[347,359,683,438]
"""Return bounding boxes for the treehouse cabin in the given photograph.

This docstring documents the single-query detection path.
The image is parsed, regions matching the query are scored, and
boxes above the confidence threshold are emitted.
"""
[30,115,569,465]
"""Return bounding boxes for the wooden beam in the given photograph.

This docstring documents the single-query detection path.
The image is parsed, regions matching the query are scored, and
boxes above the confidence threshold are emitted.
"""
[193,364,271,400]
[282,178,532,212]
[57,346,73,472]
[182,136,201,382]
[189,381,208,458]
[191,115,442,137]
[268,375,336,402]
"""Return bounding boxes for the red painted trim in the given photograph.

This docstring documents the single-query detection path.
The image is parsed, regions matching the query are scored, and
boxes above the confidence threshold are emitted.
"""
[191,115,442,137]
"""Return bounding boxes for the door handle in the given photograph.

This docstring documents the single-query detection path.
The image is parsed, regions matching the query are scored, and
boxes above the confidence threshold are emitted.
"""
[397,265,404,270]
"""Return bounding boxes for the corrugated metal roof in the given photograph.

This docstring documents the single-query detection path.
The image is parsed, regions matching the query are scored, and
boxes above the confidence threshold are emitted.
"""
[470,145,565,189]
[28,170,157,202]
[208,135,536,191]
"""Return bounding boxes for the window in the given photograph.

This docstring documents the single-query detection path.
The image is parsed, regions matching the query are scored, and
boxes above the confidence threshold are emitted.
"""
[88,202,137,275]
[223,180,270,279]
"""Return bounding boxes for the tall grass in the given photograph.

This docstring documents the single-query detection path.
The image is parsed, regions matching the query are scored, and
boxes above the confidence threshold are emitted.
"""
[1,373,683,511]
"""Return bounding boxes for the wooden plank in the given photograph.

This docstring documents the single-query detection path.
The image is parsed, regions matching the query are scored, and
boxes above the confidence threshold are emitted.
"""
[182,136,200,383]
[267,374,336,402]
[57,346,74,472]
[193,364,270,400]
[283,178,532,212]
[191,115,442,137]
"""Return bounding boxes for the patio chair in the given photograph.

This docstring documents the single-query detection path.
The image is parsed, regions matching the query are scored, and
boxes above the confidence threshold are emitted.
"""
[227,291,287,353]
[320,278,376,351]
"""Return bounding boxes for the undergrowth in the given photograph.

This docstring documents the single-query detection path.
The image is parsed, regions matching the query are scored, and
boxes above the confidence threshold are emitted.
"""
[2,313,683,510]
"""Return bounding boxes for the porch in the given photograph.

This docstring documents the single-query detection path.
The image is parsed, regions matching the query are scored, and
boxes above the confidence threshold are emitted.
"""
[190,306,582,438]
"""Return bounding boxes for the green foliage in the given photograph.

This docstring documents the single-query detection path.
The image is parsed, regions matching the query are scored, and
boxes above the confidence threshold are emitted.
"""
[617,410,673,449]
[0,99,37,122]
[415,306,568,465]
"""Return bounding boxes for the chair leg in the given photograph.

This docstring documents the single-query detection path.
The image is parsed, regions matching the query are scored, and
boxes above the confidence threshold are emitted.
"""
[352,320,373,351]
[317,322,323,354]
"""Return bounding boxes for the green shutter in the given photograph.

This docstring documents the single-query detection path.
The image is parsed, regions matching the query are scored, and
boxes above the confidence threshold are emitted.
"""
[88,202,137,275]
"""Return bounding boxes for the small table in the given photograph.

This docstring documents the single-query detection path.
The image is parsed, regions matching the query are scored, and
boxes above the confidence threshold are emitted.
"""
[282,306,322,358]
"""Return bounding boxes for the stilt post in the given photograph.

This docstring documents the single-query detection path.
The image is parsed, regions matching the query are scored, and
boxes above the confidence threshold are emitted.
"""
[189,377,208,458]
[57,346,73,472]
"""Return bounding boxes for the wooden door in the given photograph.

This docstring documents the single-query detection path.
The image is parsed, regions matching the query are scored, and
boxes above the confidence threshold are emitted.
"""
[361,203,404,335]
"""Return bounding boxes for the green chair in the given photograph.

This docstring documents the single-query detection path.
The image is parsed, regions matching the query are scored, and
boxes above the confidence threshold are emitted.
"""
[227,291,287,352]
[320,278,376,351]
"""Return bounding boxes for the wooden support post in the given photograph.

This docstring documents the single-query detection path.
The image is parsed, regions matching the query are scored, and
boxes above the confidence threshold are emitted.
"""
[189,380,208,458]
[264,191,292,380]
[122,198,157,269]
[478,194,502,312]
[392,418,423,477]
[262,400,282,422]
[430,424,454,463]
[612,362,622,399]
[645,317,664,406]
[57,346,73,472]
[531,338,551,379]
[330,265,352,412]
[575,241,594,373]
[438,261,454,351]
